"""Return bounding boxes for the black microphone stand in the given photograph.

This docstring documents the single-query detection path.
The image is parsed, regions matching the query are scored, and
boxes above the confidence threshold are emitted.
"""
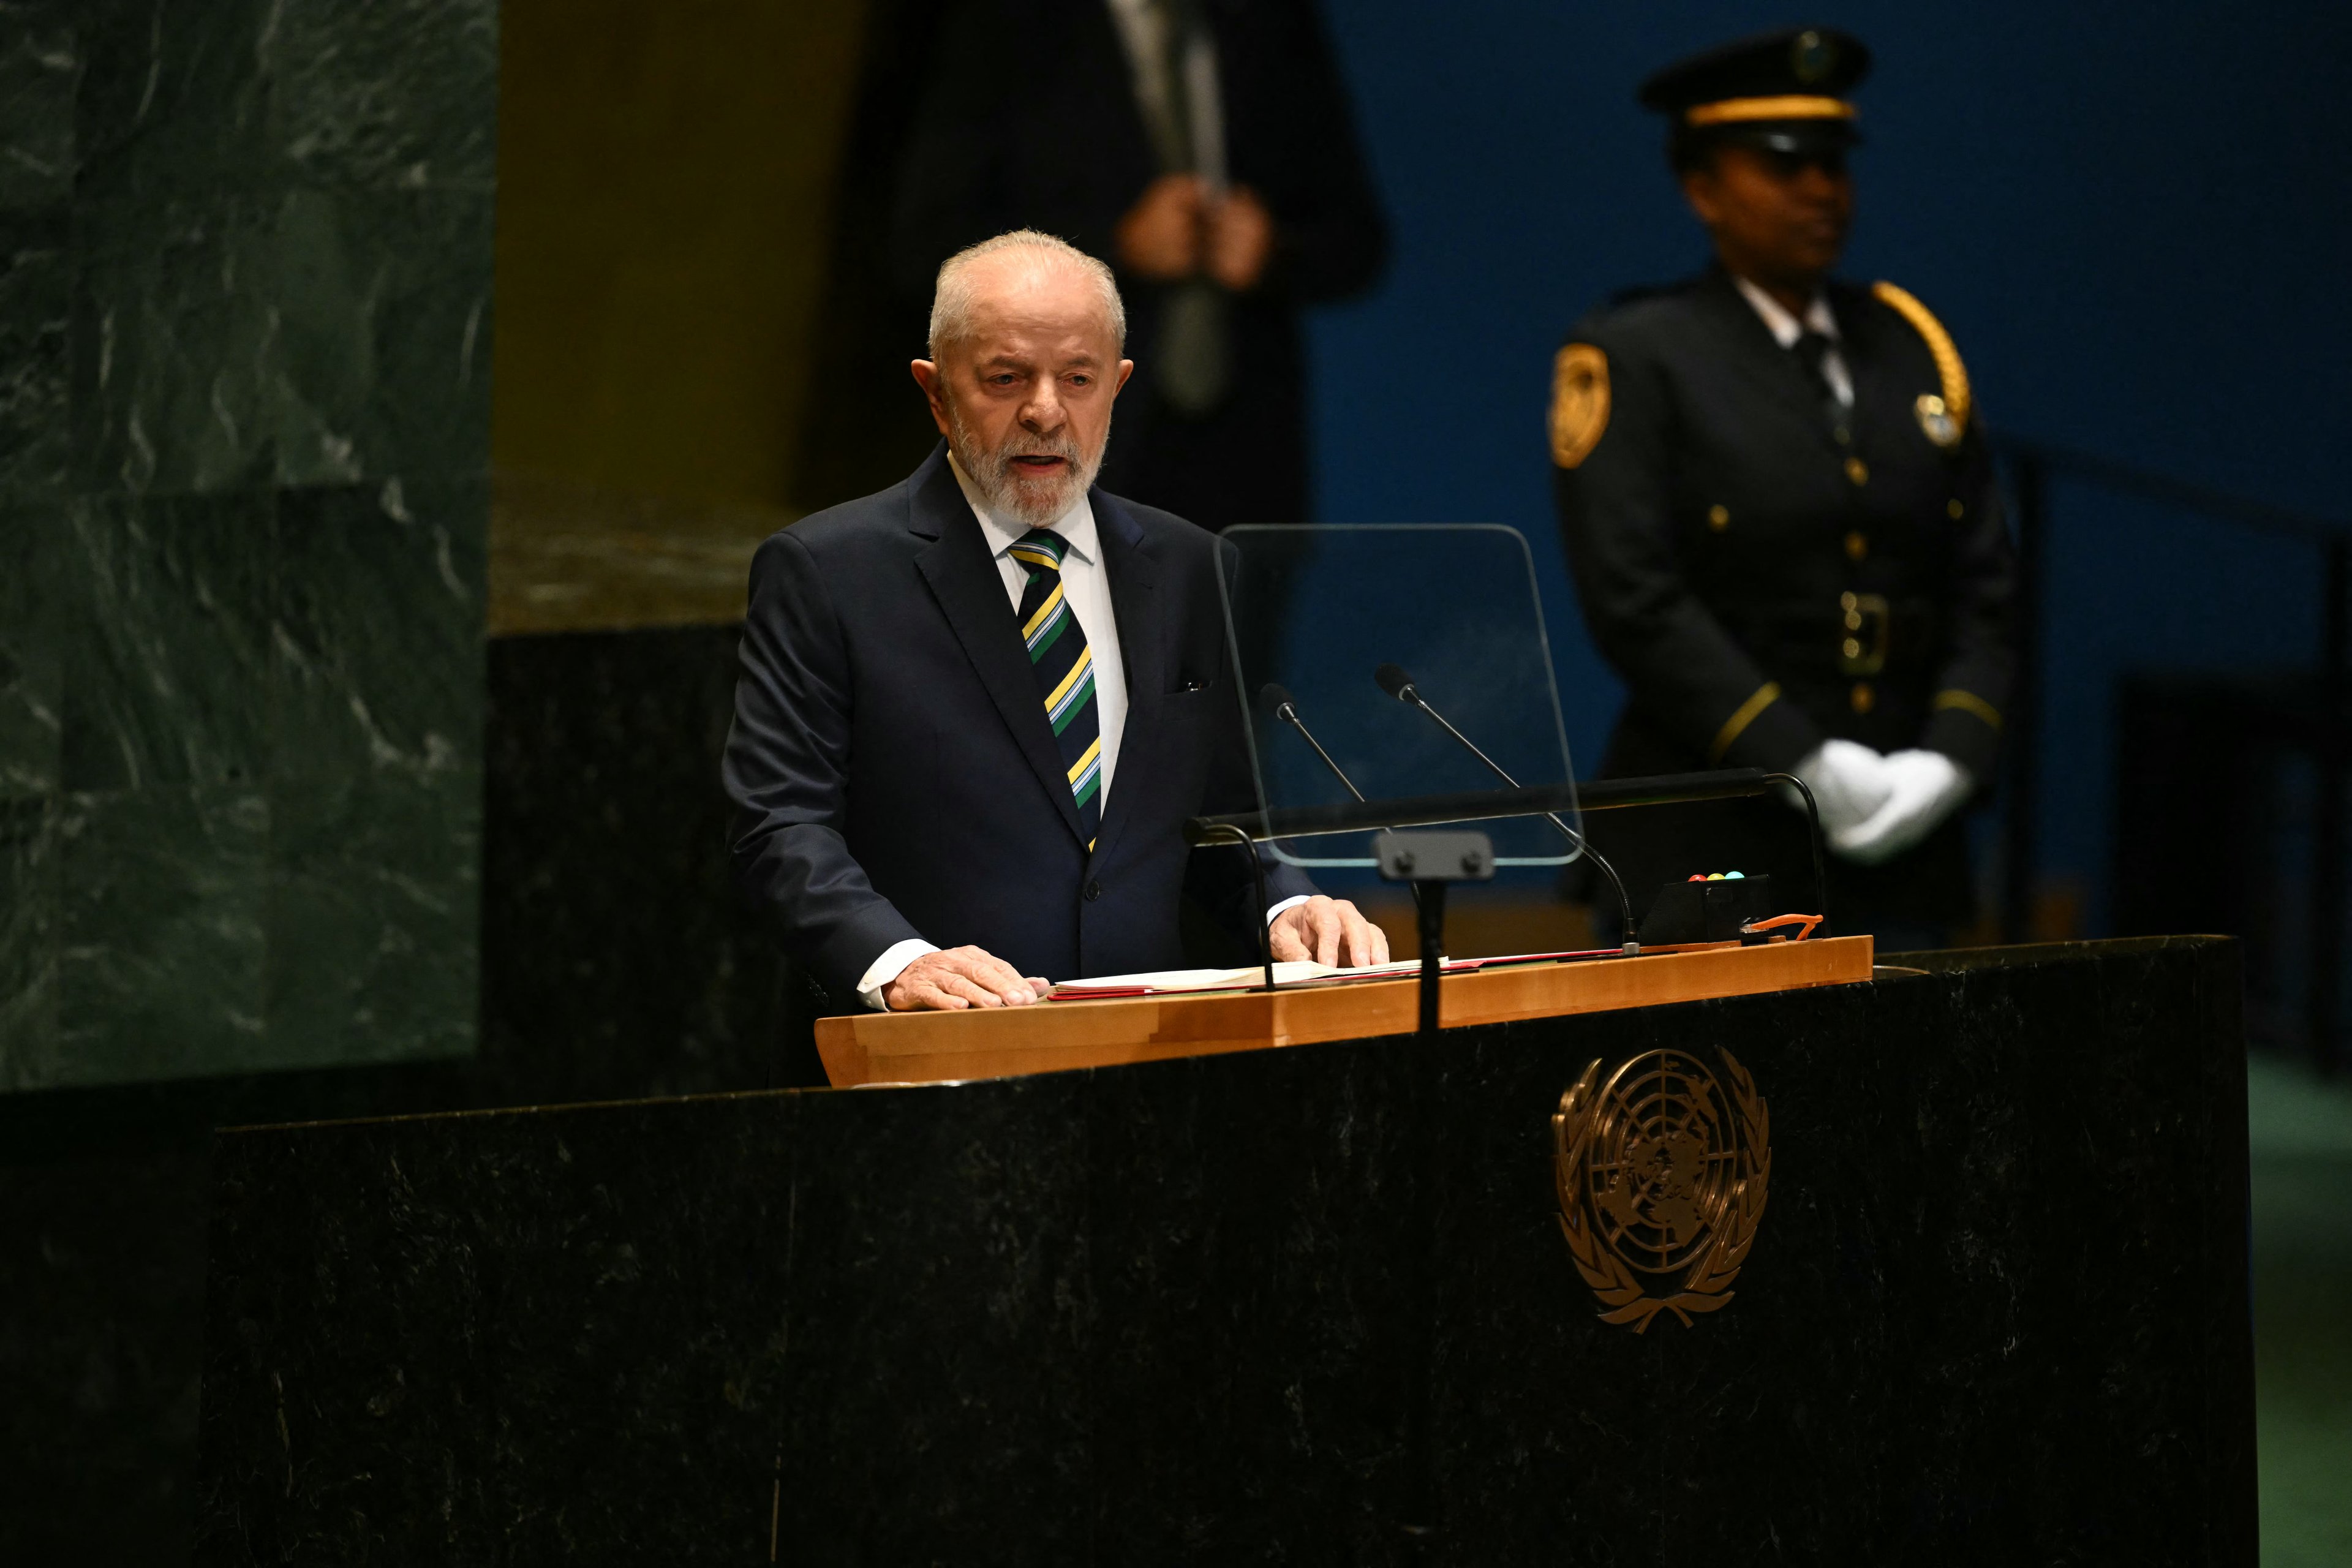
[1191,821,1278,992]
[1263,684,1365,804]
[1374,663,1641,952]
[1264,684,1433,928]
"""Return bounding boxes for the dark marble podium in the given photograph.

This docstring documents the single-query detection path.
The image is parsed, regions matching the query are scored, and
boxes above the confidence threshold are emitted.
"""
[193,938,2255,1564]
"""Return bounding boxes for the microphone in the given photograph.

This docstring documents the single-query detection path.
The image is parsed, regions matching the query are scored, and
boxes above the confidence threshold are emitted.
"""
[1260,683,1368,802]
[1373,662,1418,704]
[1374,663,1640,952]
[1262,682,1434,923]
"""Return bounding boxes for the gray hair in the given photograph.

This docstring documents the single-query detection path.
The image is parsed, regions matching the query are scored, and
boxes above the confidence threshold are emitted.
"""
[927,230,1126,360]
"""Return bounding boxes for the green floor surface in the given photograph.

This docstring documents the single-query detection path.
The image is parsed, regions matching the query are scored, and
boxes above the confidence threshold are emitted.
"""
[2249,1053,2352,1567]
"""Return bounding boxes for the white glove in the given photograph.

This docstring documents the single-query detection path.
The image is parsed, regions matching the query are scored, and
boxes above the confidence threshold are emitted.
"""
[1830,749,1973,865]
[1785,738,1894,838]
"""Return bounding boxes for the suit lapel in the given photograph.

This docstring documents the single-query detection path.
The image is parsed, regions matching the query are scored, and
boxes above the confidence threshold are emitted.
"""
[908,449,1087,845]
[1090,491,1159,866]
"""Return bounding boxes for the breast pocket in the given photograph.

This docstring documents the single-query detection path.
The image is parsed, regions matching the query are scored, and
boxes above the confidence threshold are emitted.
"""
[1159,682,1223,722]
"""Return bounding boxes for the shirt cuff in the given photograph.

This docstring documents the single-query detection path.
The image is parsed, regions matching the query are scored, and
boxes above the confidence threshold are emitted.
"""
[1266,895,1311,924]
[856,938,940,1012]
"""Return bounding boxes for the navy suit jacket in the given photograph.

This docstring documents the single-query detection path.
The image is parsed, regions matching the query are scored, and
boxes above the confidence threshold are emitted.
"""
[724,445,1313,998]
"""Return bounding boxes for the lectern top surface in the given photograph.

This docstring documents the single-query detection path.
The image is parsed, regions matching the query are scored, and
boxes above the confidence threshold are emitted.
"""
[816,936,1875,1088]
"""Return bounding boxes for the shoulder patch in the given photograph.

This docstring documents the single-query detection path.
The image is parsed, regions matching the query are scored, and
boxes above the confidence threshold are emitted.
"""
[1871,281,1972,444]
[1550,343,1611,468]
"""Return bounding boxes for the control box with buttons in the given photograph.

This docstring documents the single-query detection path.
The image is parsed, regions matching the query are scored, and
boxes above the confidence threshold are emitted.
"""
[1637,873,1779,945]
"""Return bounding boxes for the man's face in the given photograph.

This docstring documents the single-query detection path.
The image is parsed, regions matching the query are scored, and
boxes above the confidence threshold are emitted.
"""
[912,256,1134,527]
[1681,142,1854,291]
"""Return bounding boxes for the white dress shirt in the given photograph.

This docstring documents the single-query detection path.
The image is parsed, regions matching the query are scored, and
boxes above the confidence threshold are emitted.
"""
[855,458,1300,1008]
[1732,274,1854,407]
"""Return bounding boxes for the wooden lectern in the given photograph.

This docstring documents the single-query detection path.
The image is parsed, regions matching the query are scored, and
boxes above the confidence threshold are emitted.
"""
[195,937,2255,1564]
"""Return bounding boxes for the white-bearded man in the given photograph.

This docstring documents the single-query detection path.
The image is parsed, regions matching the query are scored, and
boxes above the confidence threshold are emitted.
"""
[725,230,1386,1012]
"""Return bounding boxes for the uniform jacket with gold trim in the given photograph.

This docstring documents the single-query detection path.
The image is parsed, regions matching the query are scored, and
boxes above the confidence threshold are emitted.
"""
[1551,267,2015,788]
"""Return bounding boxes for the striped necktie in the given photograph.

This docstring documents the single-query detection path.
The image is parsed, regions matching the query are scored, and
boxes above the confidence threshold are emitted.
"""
[1009,527,1103,850]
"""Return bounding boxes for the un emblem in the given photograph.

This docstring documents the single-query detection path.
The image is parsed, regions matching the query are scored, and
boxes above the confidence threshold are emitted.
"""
[1792,28,1835,85]
[1552,1049,1771,1332]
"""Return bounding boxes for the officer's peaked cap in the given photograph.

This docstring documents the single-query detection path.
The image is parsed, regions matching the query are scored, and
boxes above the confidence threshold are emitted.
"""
[1640,27,1871,160]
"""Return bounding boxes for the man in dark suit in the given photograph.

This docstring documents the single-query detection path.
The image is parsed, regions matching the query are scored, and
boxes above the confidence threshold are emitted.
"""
[1551,28,2016,941]
[889,0,1386,530]
[726,231,1387,1011]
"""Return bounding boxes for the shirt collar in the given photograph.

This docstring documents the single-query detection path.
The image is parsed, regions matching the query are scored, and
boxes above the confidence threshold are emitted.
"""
[1732,274,1839,350]
[948,450,1099,567]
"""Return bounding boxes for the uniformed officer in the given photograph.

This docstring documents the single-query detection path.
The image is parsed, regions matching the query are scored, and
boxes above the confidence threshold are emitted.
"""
[1551,26,2016,941]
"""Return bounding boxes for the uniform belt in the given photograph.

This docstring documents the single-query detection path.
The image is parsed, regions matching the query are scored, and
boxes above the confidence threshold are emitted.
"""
[1838,591,1890,676]
[1738,597,1942,677]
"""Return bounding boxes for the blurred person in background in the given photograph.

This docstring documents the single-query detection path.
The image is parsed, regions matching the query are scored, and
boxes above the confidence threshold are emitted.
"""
[890,0,1387,531]
[1551,27,2017,946]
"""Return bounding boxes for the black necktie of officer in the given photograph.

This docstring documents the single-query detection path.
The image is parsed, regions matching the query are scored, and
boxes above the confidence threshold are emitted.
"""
[1792,329,1842,423]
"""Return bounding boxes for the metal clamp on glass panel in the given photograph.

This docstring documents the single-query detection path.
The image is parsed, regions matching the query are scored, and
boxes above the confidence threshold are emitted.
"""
[1375,829,1493,1035]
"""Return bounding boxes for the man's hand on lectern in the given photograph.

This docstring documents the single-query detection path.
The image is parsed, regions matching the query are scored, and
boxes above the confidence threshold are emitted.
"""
[1269,896,1391,968]
[884,946,1050,1011]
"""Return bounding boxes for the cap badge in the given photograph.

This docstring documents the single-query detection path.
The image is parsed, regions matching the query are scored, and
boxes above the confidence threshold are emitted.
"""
[1913,392,1962,449]
[1792,29,1834,85]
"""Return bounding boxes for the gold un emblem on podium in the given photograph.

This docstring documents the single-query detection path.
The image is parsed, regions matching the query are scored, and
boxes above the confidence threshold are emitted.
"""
[1553,1049,1772,1332]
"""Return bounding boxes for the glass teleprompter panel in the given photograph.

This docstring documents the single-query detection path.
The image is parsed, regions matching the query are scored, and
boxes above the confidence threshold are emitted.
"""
[1216,524,1581,869]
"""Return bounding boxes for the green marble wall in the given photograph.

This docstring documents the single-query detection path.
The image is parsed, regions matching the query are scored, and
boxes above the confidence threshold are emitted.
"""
[0,2,494,1089]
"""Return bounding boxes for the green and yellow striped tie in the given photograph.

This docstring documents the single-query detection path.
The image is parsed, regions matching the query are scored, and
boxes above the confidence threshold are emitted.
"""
[1010,527,1102,849]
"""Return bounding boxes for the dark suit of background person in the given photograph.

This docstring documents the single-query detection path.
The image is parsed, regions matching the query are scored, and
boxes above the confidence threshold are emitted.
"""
[889,0,1387,530]
[1551,29,2016,939]
[724,443,1314,1003]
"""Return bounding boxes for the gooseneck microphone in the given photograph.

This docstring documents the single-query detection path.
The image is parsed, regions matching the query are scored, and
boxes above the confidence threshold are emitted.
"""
[1262,682,1433,922]
[1373,663,1640,951]
[1260,684,1368,802]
